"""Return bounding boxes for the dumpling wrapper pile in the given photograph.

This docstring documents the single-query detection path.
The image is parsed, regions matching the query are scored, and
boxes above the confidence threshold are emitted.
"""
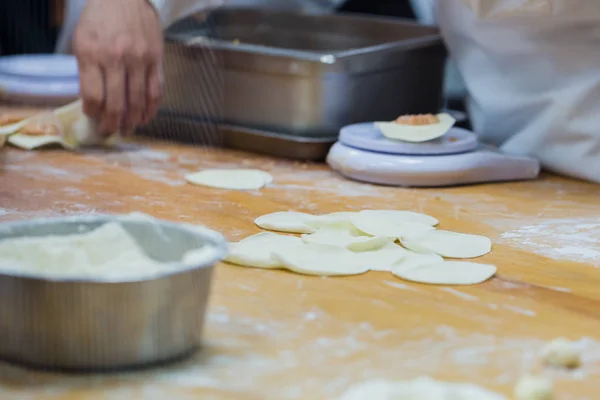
[186,168,273,190]
[376,113,456,143]
[237,210,497,284]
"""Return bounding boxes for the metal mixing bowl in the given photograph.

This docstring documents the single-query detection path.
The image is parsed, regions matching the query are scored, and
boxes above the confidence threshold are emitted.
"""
[0,214,227,371]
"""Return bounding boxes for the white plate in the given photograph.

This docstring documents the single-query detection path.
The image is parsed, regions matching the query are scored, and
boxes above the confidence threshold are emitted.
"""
[0,54,79,105]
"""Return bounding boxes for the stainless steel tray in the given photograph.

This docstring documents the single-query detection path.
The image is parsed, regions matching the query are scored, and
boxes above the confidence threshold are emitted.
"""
[162,7,446,138]
[138,112,337,161]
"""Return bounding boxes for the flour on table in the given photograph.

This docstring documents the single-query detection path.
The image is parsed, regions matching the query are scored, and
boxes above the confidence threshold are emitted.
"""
[0,222,178,279]
[338,377,505,399]
[185,168,273,190]
[230,210,495,285]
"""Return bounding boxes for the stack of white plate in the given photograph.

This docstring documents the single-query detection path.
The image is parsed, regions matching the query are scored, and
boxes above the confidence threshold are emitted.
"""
[0,54,79,106]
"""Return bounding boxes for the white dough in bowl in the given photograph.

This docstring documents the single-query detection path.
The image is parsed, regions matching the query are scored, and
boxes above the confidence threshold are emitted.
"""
[255,211,316,234]
[338,377,506,400]
[392,260,496,285]
[351,213,435,241]
[375,113,456,143]
[358,210,438,226]
[225,232,303,269]
[185,168,273,190]
[301,226,388,252]
[401,230,492,258]
[272,243,370,276]
[0,222,166,279]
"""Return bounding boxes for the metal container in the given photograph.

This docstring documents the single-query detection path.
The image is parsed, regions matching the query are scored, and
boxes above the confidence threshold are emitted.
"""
[0,214,227,371]
[162,7,447,138]
[139,111,337,161]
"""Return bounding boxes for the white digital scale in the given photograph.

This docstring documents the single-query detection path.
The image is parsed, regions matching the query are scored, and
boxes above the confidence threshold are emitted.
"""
[326,122,541,187]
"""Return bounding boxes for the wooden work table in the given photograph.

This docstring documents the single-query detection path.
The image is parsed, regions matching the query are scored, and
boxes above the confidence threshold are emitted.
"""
[0,116,599,399]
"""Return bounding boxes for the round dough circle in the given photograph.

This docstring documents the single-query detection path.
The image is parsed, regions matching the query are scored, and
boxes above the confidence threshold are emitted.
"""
[225,232,303,268]
[392,260,496,285]
[272,243,370,276]
[185,169,273,190]
[352,242,409,272]
[255,211,316,234]
[391,252,444,274]
[358,210,439,226]
[351,212,435,241]
[401,230,492,259]
[306,212,357,230]
[339,377,506,400]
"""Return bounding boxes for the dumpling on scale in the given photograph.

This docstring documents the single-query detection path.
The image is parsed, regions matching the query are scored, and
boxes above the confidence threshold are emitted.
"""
[376,113,456,143]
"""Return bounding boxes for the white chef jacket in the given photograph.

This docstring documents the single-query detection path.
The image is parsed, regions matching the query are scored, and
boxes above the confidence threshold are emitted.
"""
[413,0,600,183]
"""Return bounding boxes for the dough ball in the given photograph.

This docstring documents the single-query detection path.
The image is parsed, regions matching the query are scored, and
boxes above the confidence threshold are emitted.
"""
[186,168,273,190]
[540,338,581,369]
[401,230,492,259]
[254,211,316,234]
[513,375,553,400]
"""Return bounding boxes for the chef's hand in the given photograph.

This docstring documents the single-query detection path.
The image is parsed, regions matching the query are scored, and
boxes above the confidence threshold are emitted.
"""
[73,0,164,135]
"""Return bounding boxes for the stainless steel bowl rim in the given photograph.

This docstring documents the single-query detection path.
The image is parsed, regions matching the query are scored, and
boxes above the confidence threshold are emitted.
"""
[0,213,228,283]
